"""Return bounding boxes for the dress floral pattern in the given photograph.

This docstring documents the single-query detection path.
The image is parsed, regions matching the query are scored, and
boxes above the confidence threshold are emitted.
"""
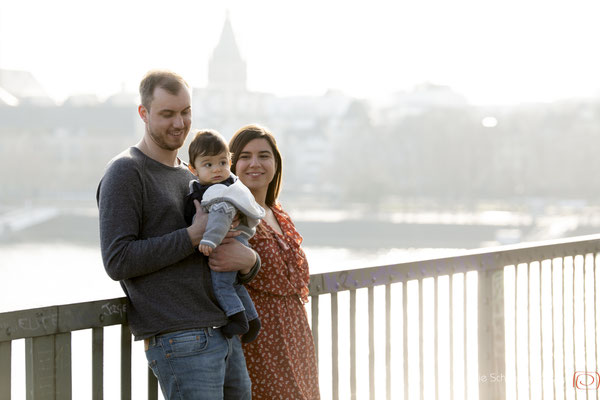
[242,204,320,399]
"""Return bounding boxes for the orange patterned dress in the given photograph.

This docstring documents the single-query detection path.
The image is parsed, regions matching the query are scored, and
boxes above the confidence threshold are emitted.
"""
[242,204,320,399]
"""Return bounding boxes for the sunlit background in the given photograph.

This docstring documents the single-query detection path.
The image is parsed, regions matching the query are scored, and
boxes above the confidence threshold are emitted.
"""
[2,0,600,104]
[2,1,600,399]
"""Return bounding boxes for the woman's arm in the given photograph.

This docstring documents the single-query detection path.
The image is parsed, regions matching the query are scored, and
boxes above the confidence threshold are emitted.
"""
[208,236,260,278]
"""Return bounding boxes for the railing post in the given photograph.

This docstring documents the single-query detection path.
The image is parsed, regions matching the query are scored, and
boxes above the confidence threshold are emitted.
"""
[311,295,319,364]
[147,369,158,400]
[1,341,11,400]
[349,289,356,400]
[120,325,131,400]
[478,267,506,400]
[92,327,103,400]
[331,293,339,400]
[55,333,72,400]
[26,335,55,400]
[368,287,375,400]
[385,283,391,400]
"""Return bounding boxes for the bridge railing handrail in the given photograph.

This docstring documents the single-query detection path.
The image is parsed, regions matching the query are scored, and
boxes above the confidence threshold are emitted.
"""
[0,298,128,343]
[308,233,600,295]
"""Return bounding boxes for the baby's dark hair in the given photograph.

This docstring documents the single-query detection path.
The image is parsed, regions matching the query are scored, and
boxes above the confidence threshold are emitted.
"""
[188,129,230,168]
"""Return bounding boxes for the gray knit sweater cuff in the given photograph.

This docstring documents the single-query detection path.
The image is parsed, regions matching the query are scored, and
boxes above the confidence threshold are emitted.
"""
[238,251,261,284]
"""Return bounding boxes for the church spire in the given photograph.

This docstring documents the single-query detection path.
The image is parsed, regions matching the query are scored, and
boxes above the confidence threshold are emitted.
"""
[208,12,247,92]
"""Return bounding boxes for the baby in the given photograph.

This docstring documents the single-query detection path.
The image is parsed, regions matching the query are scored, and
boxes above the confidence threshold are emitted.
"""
[184,129,265,343]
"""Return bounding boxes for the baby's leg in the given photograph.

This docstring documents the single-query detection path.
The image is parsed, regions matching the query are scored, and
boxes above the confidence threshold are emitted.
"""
[222,311,249,338]
[211,270,249,337]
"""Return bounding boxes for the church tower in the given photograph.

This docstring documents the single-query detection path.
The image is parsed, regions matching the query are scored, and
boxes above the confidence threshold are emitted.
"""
[207,13,247,92]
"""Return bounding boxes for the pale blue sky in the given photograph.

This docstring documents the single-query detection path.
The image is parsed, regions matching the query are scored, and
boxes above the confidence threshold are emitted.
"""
[0,0,599,105]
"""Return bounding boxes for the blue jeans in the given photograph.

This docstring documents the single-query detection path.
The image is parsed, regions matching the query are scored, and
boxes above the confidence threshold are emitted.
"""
[211,270,259,320]
[145,328,251,399]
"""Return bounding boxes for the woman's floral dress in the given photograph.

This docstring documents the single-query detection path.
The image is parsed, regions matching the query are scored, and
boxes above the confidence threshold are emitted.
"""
[242,204,320,399]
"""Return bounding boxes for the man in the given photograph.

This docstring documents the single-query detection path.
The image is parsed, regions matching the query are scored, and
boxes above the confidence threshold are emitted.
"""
[97,70,259,399]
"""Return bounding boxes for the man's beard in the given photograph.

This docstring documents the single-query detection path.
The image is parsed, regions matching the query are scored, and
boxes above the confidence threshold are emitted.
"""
[147,124,187,151]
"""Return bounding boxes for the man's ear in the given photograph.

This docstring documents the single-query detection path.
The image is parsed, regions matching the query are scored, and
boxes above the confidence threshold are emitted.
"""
[138,105,148,123]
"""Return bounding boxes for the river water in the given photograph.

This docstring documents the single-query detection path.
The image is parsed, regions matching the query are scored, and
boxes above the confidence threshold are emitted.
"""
[0,242,461,313]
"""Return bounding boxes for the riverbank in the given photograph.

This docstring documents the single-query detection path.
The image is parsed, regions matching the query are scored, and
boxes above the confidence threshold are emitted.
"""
[0,207,520,249]
[2,205,600,250]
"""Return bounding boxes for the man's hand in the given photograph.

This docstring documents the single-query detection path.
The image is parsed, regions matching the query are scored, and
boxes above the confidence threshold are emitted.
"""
[209,237,256,274]
[187,200,208,246]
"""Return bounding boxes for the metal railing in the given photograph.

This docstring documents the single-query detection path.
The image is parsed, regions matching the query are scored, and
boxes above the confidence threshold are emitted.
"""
[309,233,600,399]
[0,298,155,400]
[3,233,600,399]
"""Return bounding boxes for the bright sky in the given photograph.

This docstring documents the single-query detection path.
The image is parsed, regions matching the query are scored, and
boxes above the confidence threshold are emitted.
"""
[0,0,599,105]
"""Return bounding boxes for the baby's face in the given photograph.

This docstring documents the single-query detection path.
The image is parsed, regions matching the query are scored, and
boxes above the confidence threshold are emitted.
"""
[191,151,231,185]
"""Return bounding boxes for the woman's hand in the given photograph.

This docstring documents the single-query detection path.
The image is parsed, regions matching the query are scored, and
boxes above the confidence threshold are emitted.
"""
[208,236,256,274]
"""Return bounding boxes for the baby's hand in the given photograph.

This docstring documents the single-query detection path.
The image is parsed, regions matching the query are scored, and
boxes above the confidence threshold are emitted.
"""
[231,213,241,229]
[199,244,213,256]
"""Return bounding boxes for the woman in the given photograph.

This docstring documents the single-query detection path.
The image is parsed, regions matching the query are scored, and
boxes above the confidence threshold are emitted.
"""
[229,124,320,399]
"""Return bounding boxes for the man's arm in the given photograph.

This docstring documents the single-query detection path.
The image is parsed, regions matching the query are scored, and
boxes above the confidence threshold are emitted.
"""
[97,160,206,281]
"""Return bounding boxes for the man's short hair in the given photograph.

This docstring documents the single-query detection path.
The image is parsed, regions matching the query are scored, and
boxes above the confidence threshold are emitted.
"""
[139,70,189,110]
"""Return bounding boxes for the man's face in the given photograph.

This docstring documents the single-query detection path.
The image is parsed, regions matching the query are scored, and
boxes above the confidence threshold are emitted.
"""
[142,87,191,151]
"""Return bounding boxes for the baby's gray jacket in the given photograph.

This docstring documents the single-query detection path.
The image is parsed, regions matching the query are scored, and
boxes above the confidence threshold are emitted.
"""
[197,176,266,249]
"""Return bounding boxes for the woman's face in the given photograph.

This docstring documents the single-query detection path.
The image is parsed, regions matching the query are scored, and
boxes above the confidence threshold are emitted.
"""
[235,138,277,196]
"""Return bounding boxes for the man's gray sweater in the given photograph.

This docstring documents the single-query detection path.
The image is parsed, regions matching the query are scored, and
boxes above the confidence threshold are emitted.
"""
[96,147,228,340]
